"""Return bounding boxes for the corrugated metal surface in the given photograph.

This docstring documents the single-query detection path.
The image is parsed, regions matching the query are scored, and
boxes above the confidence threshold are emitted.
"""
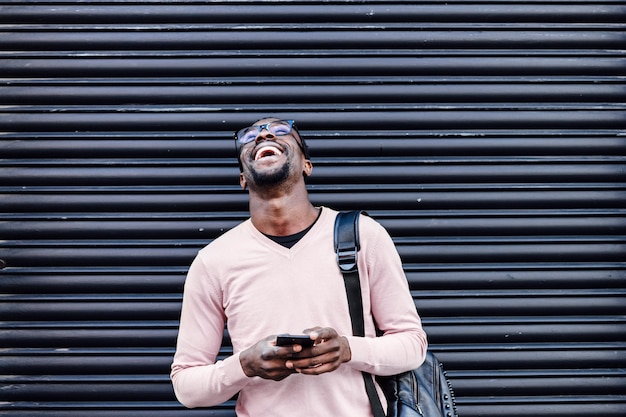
[0,0,625,415]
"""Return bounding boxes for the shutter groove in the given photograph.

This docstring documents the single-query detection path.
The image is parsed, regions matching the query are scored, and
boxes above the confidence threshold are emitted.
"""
[1,1,624,416]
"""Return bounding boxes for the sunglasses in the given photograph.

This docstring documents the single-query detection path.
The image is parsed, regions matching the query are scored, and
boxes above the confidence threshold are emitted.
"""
[234,119,309,160]
[234,119,296,146]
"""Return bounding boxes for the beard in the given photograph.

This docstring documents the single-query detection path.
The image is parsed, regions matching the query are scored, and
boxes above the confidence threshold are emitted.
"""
[248,159,291,187]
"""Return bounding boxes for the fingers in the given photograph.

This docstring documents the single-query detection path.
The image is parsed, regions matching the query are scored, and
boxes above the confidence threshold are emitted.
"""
[241,336,299,381]
[303,326,337,344]
[270,343,303,359]
[287,350,343,375]
[285,328,351,375]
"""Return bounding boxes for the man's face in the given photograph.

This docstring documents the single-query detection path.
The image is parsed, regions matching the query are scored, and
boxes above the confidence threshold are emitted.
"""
[238,118,308,190]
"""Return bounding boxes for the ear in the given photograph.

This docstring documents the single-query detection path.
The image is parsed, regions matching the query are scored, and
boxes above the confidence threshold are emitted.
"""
[239,173,247,190]
[303,159,313,177]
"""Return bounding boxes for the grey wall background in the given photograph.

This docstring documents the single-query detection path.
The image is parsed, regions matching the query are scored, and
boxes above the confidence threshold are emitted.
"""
[1,1,625,416]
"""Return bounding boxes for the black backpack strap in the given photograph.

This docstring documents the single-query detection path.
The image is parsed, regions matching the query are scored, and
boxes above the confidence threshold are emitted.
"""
[334,210,386,417]
[334,210,364,337]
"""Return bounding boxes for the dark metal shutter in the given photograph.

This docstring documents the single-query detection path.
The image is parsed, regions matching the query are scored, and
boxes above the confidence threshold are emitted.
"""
[0,1,624,416]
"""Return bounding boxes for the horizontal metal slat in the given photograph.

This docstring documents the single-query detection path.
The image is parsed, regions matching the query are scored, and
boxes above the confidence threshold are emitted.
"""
[2,132,625,158]
[311,161,626,184]
[2,213,624,239]
[437,345,626,370]
[405,267,626,290]
[2,239,625,267]
[0,299,181,321]
[416,293,626,316]
[0,328,177,348]
[311,188,626,211]
[0,400,622,417]
[0,246,199,268]
[0,165,238,186]
[457,400,626,417]
[6,318,624,345]
[0,342,626,372]
[2,161,624,186]
[3,292,624,319]
[310,132,626,158]
[1,3,623,24]
[0,352,173,375]
[0,271,186,294]
[1,265,623,294]
[0,218,239,239]
[423,320,626,343]
[0,405,234,417]
[2,187,625,212]
[2,28,625,51]
[453,373,626,396]
[4,345,622,374]
[2,56,624,78]
[397,240,626,263]
[4,375,621,402]
[3,82,625,105]
[0,190,249,212]
[382,214,626,237]
[2,109,625,132]
[1,380,175,402]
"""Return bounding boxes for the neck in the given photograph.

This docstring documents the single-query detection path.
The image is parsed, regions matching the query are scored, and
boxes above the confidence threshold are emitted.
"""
[248,188,319,236]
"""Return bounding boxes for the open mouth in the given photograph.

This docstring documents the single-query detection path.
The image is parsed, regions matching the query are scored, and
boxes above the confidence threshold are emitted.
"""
[254,144,284,161]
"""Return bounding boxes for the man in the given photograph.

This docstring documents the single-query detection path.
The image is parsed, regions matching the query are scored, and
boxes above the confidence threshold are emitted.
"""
[171,118,427,416]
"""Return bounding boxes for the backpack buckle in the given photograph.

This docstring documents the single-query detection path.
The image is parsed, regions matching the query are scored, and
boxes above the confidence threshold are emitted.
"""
[337,246,358,273]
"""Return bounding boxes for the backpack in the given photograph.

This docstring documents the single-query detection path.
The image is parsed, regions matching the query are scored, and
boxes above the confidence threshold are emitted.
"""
[334,210,458,417]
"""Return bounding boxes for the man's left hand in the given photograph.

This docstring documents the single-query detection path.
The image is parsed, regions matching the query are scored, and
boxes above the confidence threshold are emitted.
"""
[285,326,351,375]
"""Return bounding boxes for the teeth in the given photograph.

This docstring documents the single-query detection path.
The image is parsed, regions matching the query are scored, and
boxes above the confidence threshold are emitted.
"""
[254,145,283,161]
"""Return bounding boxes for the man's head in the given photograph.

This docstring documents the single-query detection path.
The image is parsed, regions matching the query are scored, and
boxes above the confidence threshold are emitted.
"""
[234,118,311,191]
[234,118,309,171]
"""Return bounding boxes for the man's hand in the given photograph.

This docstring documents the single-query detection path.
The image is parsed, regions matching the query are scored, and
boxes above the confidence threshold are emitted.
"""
[239,335,303,381]
[285,327,352,375]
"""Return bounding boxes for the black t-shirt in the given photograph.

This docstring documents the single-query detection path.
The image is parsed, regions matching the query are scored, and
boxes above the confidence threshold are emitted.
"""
[263,208,322,249]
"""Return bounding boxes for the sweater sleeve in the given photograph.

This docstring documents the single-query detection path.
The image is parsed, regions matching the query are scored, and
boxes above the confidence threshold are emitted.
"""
[344,217,428,375]
[170,252,250,408]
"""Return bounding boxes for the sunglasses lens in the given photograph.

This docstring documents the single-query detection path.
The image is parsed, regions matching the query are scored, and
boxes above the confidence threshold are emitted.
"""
[268,121,292,136]
[237,127,260,144]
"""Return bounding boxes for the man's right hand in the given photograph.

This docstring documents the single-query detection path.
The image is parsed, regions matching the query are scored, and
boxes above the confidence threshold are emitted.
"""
[239,335,303,381]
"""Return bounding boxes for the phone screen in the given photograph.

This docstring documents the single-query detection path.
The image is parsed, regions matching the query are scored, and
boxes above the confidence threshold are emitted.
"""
[275,334,315,347]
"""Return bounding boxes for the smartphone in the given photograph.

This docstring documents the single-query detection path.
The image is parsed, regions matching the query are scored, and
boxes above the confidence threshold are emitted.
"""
[275,334,315,347]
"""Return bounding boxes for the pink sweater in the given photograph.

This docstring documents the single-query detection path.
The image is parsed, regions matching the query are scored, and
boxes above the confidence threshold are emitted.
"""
[171,207,427,416]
